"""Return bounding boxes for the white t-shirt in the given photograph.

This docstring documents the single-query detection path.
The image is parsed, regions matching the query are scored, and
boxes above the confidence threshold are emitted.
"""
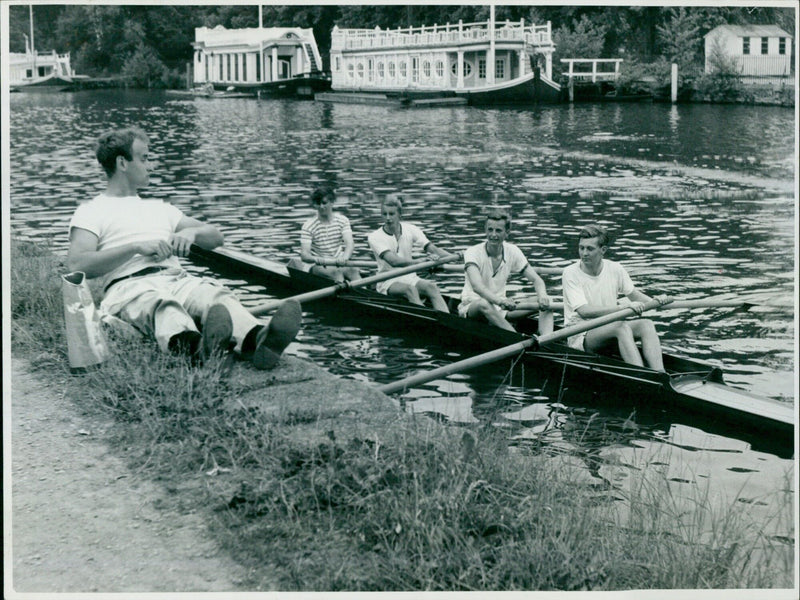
[561,259,635,327]
[459,241,529,309]
[69,194,184,290]
[367,222,431,294]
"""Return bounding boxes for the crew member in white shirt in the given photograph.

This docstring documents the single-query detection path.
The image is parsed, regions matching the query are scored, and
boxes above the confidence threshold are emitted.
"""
[367,196,457,312]
[458,208,553,334]
[68,126,301,369]
[561,224,670,370]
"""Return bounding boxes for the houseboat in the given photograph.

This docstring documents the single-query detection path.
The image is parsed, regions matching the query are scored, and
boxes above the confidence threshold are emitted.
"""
[9,37,83,92]
[191,25,331,97]
[327,10,561,105]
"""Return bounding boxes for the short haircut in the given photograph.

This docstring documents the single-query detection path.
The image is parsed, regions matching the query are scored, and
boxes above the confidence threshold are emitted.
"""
[311,186,335,204]
[381,196,403,213]
[95,127,148,177]
[579,224,611,247]
[485,207,512,231]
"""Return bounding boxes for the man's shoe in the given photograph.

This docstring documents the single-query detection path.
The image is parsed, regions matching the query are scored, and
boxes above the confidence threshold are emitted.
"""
[202,304,233,362]
[252,300,302,370]
[168,330,202,358]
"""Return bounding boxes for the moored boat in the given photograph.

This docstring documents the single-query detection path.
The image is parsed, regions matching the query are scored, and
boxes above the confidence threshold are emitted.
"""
[190,244,794,450]
[328,7,561,105]
[191,24,331,97]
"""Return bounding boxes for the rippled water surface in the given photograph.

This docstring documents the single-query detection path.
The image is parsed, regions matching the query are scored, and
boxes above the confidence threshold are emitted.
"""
[7,90,796,535]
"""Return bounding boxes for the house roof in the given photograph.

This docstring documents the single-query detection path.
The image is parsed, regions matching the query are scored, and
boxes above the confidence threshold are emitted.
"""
[194,25,314,49]
[706,24,793,39]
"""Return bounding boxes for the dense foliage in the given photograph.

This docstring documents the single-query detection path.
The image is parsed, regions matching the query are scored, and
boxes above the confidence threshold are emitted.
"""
[8,4,795,84]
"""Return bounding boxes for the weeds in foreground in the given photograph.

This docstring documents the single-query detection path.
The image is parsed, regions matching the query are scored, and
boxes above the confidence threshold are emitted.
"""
[10,238,795,590]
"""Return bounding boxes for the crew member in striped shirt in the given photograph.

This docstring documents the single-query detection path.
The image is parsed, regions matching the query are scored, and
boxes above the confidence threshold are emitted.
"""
[290,186,361,282]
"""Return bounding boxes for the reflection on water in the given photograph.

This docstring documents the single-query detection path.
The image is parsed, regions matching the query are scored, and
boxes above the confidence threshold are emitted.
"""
[7,90,795,522]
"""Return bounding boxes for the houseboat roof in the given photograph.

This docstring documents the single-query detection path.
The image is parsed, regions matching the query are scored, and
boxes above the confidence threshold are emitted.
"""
[193,25,315,50]
[706,24,792,39]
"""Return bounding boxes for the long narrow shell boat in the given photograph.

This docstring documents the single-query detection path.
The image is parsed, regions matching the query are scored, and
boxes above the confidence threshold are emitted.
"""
[190,245,794,452]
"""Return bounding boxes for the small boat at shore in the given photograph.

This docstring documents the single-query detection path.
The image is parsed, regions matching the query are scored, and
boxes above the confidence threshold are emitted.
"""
[327,7,561,105]
[190,245,794,450]
[165,84,255,99]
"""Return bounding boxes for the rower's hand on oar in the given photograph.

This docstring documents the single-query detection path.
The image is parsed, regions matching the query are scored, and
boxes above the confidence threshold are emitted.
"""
[537,294,551,309]
[169,232,195,257]
[654,294,672,307]
[500,298,517,311]
[141,239,173,261]
[630,301,646,316]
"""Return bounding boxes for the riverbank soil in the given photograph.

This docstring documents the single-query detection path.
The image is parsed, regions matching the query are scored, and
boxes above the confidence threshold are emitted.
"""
[8,357,251,594]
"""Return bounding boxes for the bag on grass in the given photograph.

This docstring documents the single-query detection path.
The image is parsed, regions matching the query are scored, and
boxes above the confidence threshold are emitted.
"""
[62,271,110,371]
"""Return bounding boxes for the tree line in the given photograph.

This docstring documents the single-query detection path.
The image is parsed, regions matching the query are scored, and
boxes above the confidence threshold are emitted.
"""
[8,4,795,88]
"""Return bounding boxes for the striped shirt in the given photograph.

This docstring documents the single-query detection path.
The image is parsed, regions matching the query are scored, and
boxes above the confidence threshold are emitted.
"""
[300,213,351,257]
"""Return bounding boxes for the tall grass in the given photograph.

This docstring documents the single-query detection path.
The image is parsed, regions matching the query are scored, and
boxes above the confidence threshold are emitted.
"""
[9,238,795,591]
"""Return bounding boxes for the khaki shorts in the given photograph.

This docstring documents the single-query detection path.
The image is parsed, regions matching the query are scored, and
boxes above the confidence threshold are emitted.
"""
[376,272,420,295]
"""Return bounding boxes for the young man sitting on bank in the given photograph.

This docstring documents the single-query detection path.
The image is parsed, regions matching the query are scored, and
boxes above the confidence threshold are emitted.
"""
[67,126,301,369]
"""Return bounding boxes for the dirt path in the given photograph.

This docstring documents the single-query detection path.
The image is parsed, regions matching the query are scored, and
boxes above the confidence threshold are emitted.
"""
[8,357,250,594]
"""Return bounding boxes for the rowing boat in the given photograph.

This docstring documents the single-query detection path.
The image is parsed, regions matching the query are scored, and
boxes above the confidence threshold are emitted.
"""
[190,245,794,448]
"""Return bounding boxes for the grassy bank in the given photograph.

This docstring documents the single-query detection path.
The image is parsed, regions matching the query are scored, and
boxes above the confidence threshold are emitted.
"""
[10,238,794,591]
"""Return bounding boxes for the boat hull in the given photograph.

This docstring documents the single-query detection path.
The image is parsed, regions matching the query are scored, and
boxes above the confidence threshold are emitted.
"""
[220,74,332,98]
[190,245,794,452]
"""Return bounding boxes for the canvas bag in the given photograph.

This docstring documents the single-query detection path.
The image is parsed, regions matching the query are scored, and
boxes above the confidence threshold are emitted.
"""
[62,271,110,370]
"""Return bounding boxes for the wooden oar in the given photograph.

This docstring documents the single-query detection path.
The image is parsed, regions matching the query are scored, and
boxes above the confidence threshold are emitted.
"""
[378,298,666,394]
[341,260,564,276]
[249,254,462,316]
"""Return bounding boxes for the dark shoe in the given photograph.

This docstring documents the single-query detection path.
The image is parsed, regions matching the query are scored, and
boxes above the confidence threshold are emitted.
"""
[202,304,233,362]
[252,300,302,370]
[168,330,202,359]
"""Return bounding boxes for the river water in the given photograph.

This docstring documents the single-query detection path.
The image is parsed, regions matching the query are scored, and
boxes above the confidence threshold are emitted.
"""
[7,90,796,544]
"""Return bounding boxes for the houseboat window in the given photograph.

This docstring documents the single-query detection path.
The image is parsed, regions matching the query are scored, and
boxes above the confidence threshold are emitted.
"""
[348,63,354,80]
[412,57,419,82]
[368,59,373,81]
[435,60,444,78]
[377,62,384,78]
[26,68,33,78]
[742,37,750,55]
[496,59,505,79]
[450,61,472,77]
[399,61,407,78]
[478,59,486,79]
[779,37,786,54]
[357,63,364,79]
[234,55,239,81]
[226,55,231,80]
[423,60,431,78]
[761,37,768,54]
[206,56,210,81]
[256,54,260,81]
[389,62,396,78]
[335,56,340,71]
[242,54,247,81]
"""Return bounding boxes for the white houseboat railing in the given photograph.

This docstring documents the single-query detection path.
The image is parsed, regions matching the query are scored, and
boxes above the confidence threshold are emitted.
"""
[331,19,553,52]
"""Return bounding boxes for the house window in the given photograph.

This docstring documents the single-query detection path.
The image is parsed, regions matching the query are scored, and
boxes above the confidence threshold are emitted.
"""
[423,60,431,78]
[357,63,364,79]
[435,60,443,78]
[742,37,750,55]
[496,59,505,79]
[399,61,407,78]
[779,37,786,54]
[377,62,384,78]
[388,62,395,78]
[478,59,486,79]
[761,37,768,54]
